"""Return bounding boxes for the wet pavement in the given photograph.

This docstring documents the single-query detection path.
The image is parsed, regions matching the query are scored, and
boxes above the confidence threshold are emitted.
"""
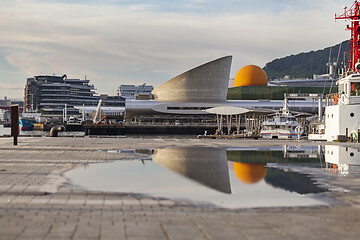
[0,137,360,239]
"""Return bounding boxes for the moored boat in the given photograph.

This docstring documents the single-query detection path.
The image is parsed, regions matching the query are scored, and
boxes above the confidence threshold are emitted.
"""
[19,117,36,131]
[260,109,303,140]
[324,1,360,142]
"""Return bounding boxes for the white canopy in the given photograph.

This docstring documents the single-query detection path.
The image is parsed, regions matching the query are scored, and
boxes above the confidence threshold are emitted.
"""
[204,106,249,115]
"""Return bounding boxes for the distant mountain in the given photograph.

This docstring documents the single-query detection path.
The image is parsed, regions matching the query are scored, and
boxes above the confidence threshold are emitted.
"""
[263,40,350,79]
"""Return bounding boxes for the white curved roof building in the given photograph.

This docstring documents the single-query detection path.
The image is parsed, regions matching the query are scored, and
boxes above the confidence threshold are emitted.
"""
[126,56,321,121]
[152,56,232,103]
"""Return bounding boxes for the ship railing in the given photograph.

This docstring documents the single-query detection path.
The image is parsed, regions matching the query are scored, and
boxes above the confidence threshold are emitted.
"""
[351,122,360,133]
[325,93,338,106]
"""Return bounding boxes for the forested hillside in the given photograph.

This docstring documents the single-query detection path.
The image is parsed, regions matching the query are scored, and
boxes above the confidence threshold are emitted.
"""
[263,40,350,79]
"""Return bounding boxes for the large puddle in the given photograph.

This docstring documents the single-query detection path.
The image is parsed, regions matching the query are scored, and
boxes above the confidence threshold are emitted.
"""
[64,145,360,208]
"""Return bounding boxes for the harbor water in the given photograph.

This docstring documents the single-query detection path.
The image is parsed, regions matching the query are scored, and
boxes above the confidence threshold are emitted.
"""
[0,125,84,137]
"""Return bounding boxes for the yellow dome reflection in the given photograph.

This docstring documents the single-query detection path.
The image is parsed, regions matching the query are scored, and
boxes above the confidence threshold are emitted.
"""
[234,163,267,184]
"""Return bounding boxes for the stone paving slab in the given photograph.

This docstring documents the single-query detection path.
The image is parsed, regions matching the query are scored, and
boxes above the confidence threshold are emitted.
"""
[0,137,360,239]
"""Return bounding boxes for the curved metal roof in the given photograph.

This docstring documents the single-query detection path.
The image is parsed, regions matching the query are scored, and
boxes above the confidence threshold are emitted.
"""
[152,56,232,103]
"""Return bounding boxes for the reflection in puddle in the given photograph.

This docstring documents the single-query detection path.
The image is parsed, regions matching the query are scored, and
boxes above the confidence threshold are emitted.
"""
[264,168,325,194]
[152,147,231,194]
[65,145,340,208]
[325,145,360,175]
[233,162,267,185]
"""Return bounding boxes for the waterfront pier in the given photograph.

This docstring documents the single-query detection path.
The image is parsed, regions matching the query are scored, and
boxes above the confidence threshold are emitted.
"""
[0,136,360,239]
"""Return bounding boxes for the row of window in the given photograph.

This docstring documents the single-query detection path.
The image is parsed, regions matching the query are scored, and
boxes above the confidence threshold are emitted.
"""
[263,125,294,130]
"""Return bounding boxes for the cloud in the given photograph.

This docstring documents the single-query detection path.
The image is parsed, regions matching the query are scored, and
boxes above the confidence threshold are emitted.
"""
[0,0,351,98]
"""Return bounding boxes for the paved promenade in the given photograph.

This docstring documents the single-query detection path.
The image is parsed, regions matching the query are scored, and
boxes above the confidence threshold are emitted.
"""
[0,136,360,240]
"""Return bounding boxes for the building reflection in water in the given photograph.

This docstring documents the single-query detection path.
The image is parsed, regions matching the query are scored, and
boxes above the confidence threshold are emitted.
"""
[65,145,328,208]
[325,145,360,175]
[232,162,267,184]
[153,145,325,195]
[228,145,325,194]
[152,147,231,194]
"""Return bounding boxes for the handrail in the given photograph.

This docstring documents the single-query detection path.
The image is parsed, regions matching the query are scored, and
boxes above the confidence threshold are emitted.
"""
[351,122,360,132]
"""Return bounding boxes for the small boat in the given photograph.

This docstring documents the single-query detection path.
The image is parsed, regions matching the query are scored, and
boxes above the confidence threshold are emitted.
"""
[19,117,36,131]
[260,109,303,139]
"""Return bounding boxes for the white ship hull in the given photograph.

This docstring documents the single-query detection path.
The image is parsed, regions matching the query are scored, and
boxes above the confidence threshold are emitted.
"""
[325,74,360,141]
[260,130,298,139]
[325,104,360,141]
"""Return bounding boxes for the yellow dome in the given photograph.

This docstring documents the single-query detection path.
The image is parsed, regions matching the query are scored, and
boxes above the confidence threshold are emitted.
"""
[234,65,268,87]
[234,163,267,184]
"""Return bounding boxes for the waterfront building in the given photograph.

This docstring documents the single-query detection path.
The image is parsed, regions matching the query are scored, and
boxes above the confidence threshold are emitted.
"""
[118,84,153,99]
[126,56,325,130]
[24,75,98,118]
[228,64,337,100]
[24,74,126,120]
[269,76,337,88]
[0,109,9,122]
[10,99,24,109]
[99,94,125,107]
[126,56,232,122]
[227,85,336,100]
[0,97,24,110]
[0,97,10,108]
[229,66,337,100]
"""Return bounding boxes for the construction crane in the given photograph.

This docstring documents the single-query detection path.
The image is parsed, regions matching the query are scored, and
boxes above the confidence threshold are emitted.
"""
[138,83,146,93]
[93,99,103,124]
[335,1,360,73]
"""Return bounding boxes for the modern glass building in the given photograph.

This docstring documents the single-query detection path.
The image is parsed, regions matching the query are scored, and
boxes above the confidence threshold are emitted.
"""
[24,75,99,118]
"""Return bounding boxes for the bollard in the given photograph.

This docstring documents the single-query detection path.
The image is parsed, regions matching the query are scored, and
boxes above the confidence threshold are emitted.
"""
[50,125,65,137]
[346,128,349,142]
[10,105,19,146]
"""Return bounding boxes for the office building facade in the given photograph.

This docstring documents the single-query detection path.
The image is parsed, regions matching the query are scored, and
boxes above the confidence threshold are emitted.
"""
[24,75,98,117]
[118,84,153,99]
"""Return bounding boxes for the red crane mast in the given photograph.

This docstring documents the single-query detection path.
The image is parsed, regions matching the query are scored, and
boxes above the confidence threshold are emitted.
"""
[335,0,360,73]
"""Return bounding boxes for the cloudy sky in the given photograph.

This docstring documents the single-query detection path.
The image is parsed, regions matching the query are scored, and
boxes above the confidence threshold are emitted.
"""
[0,0,352,98]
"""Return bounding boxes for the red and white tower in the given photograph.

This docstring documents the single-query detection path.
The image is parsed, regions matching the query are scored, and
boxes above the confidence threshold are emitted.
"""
[336,0,360,73]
